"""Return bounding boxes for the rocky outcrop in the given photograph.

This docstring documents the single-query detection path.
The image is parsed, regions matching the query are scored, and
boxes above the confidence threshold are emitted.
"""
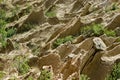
[37,53,62,74]
[81,43,120,80]
[0,0,120,80]
[106,14,120,29]
[93,37,107,50]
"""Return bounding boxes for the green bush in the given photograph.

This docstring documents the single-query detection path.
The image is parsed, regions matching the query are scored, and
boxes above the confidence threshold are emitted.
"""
[106,62,120,80]
[19,60,30,75]
[7,28,16,37]
[14,56,30,75]
[0,20,7,47]
[81,24,104,37]
[81,25,93,37]
[0,25,16,48]
[93,24,104,36]
[53,35,74,48]
[0,9,16,48]
[38,69,52,80]
[81,24,116,37]
[104,29,116,37]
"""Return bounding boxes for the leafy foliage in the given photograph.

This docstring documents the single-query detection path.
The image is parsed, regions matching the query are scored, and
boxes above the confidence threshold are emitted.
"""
[106,62,120,80]
[0,9,16,48]
[6,28,16,37]
[53,35,74,48]
[81,24,104,37]
[14,56,30,75]
[0,20,7,47]
[92,24,104,36]
[104,29,116,37]
[80,74,90,80]
[38,69,52,80]
[81,24,116,37]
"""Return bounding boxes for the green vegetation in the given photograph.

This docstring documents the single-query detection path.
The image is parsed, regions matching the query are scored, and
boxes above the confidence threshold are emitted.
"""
[27,76,34,80]
[0,20,8,47]
[80,74,90,80]
[105,3,119,12]
[0,5,32,47]
[45,6,56,18]
[81,24,104,37]
[53,35,74,48]
[6,28,16,37]
[104,29,116,37]
[0,9,16,48]
[111,3,119,11]
[45,11,56,18]
[106,62,120,80]
[14,56,30,75]
[81,24,116,37]
[38,69,52,80]
[7,4,32,22]
[0,71,5,79]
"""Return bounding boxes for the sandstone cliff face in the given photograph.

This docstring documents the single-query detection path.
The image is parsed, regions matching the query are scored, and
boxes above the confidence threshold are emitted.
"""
[0,0,120,80]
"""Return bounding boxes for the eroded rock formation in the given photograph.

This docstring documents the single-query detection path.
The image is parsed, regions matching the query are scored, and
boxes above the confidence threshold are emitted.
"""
[0,0,120,80]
